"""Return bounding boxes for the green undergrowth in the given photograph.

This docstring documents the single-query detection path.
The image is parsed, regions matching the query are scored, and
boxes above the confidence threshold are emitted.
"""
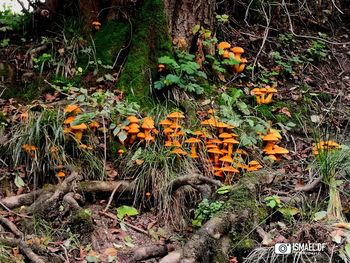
[116,0,173,105]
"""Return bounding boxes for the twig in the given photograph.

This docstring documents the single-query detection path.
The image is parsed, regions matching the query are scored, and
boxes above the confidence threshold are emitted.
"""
[104,182,122,212]
[294,177,322,192]
[0,201,33,219]
[99,211,150,236]
[102,116,107,177]
[251,0,271,80]
[0,217,23,237]
[0,237,46,263]
[60,244,70,263]
[281,0,350,45]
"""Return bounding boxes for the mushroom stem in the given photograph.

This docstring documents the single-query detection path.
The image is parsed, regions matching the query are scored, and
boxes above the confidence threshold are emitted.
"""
[256,96,261,105]
[129,135,137,144]
[228,144,233,156]
[191,144,197,157]
[214,154,219,165]
[264,93,273,104]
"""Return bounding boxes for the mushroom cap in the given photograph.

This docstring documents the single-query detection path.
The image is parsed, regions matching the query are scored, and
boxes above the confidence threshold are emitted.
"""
[325,140,341,148]
[269,129,282,139]
[171,148,187,156]
[159,119,172,126]
[240,58,248,63]
[128,126,140,134]
[252,88,263,95]
[249,160,260,166]
[263,142,275,152]
[158,64,165,69]
[164,141,172,147]
[89,121,100,128]
[217,41,231,50]
[207,138,222,144]
[185,137,201,143]
[92,21,101,26]
[170,123,182,130]
[273,145,289,154]
[163,128,174,134]
[142,117,155,129]
[206,144,218,149]
[127,116,139,123]
[215,122,229,128]
[219,155,234,163]
[118,149,124,153]
[262,133,279,142]
[266,87,278,93]
[247,166,260,171]
[57,171,65,178]
[64,116,75,125]
[129,123,140,129]
[230,133,239,138]
[172,141,182,147]
[222,50,230,58]
[231,47,244,54]
[190,153,199,158]
[70,123,88,130]
[137,132,146,139]
[194,130,204,136]
[208,148,224,155]
[64,105,81,114]
[167,112,185,119]
[259,88,267,93]
[222,138,240,144]
[219,133,232,139]
[265,148,277,155]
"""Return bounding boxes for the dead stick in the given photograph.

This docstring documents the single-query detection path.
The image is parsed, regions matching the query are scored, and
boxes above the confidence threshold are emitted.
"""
[99,211,150,236]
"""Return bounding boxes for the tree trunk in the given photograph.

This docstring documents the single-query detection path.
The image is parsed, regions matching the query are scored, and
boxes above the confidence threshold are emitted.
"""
[164,0,215,50]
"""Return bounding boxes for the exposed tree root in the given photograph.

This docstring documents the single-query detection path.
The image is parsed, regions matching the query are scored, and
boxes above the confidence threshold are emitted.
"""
[130,244,175,262]
[0,179,134,210]
[160,175,270,263]
[0,237,46,263]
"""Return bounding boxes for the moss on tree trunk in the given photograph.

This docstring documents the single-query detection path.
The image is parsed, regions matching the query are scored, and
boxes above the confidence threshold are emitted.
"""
[116,0,172,104]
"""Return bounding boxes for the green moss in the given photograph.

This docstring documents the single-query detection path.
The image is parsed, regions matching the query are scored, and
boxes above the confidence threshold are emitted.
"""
[94,21,131,65]
[117,0,173,105]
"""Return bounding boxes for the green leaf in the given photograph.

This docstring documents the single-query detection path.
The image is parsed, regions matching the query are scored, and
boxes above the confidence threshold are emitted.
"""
[86,255,99,263]
[118,130,128,142]
[192,24,201,35]
[154,80,165,90]
[345,243,350,258]
[71,113,95,126]
[278,207,299,217]
[216,185,232,195]
[124,235,134,247]
[165,74,180,85]
[14,175,25,188]
[116,205,138,220]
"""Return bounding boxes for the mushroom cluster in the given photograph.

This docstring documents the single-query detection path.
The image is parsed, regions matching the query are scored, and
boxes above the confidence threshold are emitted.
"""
[63,105,87,143]
[159,112,188,156]
[121,116,158,146]
[22,144,38,158]
[312,140,341,156]
[262,129,289,161]
[251,86,278,105]
[217,42,247,73]
[159,110,264,184]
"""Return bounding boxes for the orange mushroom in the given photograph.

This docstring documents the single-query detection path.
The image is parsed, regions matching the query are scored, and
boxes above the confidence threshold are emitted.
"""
[185,137,201,158]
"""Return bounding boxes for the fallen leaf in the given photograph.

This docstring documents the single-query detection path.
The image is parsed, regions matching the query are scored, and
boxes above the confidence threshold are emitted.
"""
[104,247,117,257]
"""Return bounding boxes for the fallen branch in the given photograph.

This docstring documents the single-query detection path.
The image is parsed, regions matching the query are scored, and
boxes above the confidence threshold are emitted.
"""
[0,237,46,263]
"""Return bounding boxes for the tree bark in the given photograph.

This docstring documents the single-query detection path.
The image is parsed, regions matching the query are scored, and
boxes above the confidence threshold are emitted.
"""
[163,0,215,50]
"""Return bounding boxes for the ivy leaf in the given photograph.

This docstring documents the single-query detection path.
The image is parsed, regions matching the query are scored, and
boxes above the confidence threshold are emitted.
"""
[240,133,257,146]
[192,24,201,35]
[237,102,250,115]
[216,185,232,195]
[15,175,25,188]
[165,74,180,85]
[118,130,128,142]
[116,205,138,220]
[153,80,164,90]
[314,211,327,221]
